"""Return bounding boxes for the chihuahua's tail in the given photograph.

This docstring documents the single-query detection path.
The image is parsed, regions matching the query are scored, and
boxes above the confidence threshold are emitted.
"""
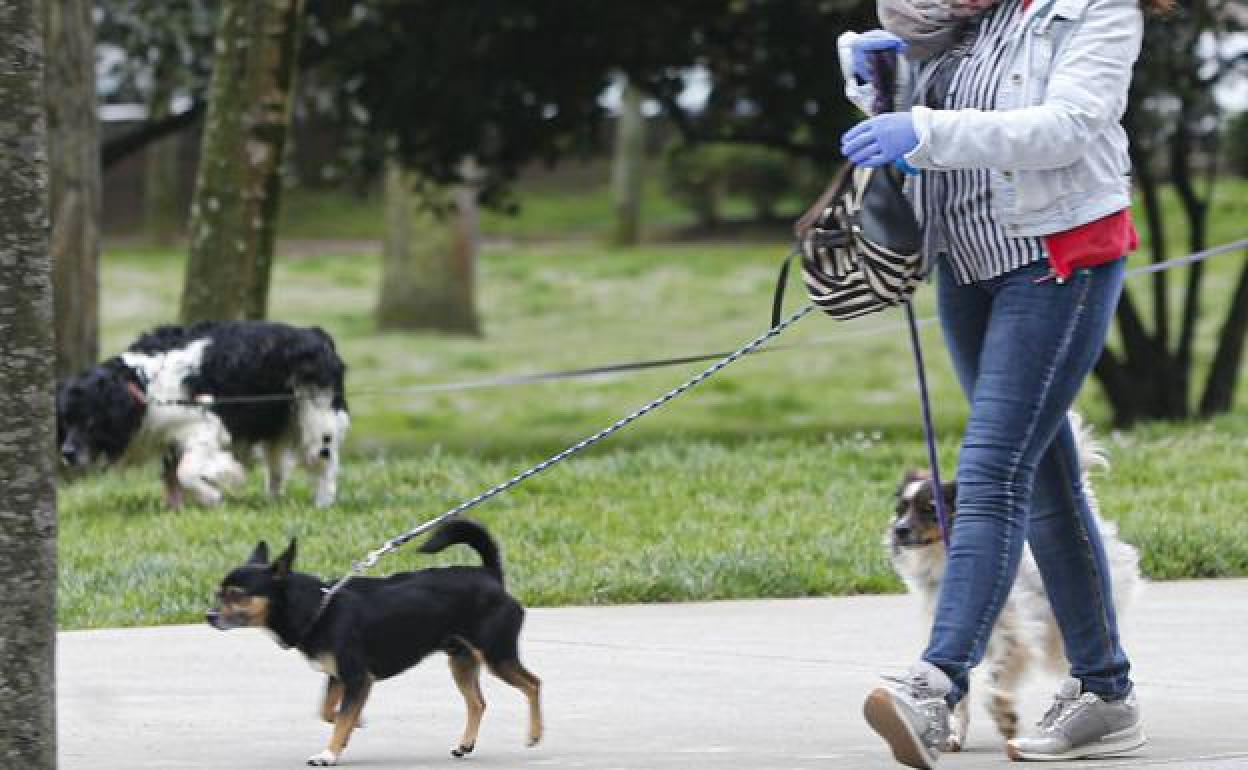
[418,518,503,584]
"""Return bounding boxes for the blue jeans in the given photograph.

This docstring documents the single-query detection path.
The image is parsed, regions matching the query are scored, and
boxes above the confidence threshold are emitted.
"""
[922,257,1133,704]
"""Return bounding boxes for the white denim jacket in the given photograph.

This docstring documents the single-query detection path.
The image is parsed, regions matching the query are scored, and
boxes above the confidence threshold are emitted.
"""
[840,0,1143,237]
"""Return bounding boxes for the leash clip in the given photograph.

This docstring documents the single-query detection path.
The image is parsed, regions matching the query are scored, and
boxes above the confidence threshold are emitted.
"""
[355,542,396,572]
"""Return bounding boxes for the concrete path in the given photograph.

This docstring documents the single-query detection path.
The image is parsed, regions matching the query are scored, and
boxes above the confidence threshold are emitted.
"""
[60,579,1248,769]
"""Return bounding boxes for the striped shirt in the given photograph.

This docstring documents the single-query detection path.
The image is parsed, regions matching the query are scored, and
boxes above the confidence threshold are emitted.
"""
[917,0,1048,285]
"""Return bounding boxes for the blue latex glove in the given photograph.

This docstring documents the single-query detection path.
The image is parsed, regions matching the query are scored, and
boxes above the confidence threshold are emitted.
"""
[841,113,919,168]
[851,30,908,83]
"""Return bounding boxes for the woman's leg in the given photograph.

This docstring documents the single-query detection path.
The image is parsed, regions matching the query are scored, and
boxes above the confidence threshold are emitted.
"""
[1011,407,1143,761]
[921,259,1126,703]
[1027,405,1132,698]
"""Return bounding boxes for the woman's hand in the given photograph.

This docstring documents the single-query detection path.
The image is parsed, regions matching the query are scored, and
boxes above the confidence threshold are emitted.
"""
[841,113,919,167]
[851,30,908,82]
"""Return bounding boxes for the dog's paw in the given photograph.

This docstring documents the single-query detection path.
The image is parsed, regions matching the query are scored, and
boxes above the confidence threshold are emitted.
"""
[945,735,963,753]
[192,485,224,507]
[306,749,339,766]
[451,744,474,758]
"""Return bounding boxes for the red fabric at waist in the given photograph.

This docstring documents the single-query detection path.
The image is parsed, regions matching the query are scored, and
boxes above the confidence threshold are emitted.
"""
[1044,208,1139,279]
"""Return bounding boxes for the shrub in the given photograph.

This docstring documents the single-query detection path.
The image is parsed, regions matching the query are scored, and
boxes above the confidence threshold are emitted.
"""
[663,142,832,225]
[662,143,727,227]
[720,145,793,220]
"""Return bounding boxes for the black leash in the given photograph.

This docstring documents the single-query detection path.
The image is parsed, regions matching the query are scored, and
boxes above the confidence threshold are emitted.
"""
[905,301,950,546]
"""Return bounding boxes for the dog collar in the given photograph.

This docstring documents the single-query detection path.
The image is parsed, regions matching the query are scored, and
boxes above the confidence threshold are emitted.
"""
[126,381,149,407]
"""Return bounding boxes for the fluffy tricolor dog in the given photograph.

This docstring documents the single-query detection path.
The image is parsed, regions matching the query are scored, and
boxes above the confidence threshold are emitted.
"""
[206,519,542,766]
[57,320,349,508]
[888,414,1140,751]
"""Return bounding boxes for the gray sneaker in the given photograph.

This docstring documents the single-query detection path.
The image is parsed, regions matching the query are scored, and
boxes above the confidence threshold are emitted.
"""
[1007,678,1146,761]
[863,662,952,769]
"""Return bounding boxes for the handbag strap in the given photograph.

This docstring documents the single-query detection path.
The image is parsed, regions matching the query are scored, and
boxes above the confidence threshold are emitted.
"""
[773,162,856,329]
[770,248,799,330]
[794,162,854,240]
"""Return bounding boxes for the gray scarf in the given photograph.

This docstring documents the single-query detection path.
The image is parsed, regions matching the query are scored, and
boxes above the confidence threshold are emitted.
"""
[878,0,1000,60]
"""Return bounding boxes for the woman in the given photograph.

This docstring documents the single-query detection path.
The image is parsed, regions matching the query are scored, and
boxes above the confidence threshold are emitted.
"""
[836,0,1167,766]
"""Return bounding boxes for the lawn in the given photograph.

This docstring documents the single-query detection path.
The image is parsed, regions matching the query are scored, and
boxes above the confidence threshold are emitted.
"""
[62,177,1248,630]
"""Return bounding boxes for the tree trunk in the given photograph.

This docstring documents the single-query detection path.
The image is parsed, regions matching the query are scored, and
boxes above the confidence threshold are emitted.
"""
[1169,101,1208,419]
[610,80,645,246]
[46,0,99,379]
[143,48,182,247]
[1199,253,1248,416]
[0,1,59,766]
[181,0,305,323]
[377,159,481,334]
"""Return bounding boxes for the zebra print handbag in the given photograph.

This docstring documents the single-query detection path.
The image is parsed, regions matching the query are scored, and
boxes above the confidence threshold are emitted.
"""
[773,162,925,325]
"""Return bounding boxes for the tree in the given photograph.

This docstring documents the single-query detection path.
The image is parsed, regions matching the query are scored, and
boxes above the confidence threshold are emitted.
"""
[0,0,58,765]
[46,0,100,379]
[142,39,184,245]
[376,159,482,334]
[96,0,217,171]
[610,79,645,246]
[1093,0,1248,425]
[1227,110,1248,178]
[303,1,874,198]
[180,0,305,322]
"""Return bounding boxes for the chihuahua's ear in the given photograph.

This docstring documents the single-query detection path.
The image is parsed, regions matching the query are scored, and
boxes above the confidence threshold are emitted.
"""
[272,538,297,579]
[897,468,930,496]
[248,541,270,565]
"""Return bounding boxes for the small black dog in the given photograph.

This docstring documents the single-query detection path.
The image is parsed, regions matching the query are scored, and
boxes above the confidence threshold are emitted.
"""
[207,519,542,766]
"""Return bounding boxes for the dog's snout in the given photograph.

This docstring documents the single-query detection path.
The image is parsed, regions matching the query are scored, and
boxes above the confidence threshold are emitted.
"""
[205,608,239,631]
[318,448,332,459]
[893,524,912,541]
[60,443,79,465]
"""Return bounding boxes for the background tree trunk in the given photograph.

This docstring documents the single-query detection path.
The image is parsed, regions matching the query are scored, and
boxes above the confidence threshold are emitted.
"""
[46,0,99,379]
[143,47,182,247]
[180,0,305,323]
[0,1,59,766]
[1199,253,1248,416]
[610,80,645,247]
[377,159,481,334]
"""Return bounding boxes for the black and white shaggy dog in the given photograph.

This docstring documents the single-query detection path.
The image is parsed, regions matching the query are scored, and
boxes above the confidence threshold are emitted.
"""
[888,413,1140,752]
[57,320,349,508]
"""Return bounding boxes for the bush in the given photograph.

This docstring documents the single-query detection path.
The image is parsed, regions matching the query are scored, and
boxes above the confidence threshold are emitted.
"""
[720,145,793,220]
[1227,111,1248,179]
[662,142,829,225]
[662,143,729,227]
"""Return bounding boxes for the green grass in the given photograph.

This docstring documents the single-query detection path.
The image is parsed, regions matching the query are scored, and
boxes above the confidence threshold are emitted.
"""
[67,177,1248,630]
